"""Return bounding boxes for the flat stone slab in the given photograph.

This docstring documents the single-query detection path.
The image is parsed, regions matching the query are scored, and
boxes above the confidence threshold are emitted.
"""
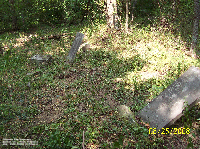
[30,54,52,63]
[137,66,200,131]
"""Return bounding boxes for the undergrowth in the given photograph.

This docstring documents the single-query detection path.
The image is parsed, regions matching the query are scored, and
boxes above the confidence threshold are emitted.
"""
[0,22,199,148]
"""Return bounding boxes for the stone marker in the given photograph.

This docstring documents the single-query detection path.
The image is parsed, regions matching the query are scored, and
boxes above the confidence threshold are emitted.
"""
[66,32,84,63]
[137,66,200,131]
[117,105,137,125]
[79,42,90,52]
[30,54,52,63]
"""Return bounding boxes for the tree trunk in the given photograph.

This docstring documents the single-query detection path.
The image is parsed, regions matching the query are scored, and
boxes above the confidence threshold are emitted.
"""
[125,0,129,32]
[107,0,118,28]
[190,0,200,58]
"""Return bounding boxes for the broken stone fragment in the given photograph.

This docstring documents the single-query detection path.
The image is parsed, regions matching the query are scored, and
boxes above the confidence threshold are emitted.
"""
[117,105,137,124]
[26,70,42,76]
[30,54,52,63]
[80,43,90,52]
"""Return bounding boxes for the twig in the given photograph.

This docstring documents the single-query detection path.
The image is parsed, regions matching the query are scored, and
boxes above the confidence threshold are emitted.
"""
[82,130,85,149]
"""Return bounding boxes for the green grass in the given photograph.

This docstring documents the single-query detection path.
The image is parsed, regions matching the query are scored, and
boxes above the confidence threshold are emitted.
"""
[0,22,199,148]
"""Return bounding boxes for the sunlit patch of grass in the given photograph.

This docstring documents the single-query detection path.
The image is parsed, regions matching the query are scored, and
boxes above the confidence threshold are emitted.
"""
[83,23,198,76]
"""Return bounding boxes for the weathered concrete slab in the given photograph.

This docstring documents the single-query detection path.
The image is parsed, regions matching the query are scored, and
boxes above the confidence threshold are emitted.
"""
[66,32,84,63]
[137,66,200,131]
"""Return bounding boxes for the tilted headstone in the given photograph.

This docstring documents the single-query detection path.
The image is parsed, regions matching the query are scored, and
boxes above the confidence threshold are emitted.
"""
[66,32,84,63]
[137,66,200,131]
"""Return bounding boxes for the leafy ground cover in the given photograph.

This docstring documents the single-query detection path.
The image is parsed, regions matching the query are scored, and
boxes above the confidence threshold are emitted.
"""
[0,23,200,148]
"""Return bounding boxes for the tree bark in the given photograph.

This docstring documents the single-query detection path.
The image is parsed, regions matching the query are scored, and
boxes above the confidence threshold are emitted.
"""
[106,0,118,28]
[125,0,129,32]
[190,0,200,58]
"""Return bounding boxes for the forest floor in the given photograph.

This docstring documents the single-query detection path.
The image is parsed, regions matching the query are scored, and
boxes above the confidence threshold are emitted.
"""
[1,23,200,148]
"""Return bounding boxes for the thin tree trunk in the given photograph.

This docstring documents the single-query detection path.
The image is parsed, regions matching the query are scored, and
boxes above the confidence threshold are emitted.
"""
[190,0,200,58]
[107,0,118,28]
[125,0,128,32]
[107,0,114,27]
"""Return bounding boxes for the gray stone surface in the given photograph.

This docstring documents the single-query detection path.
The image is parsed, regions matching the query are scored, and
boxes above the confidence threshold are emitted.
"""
[137,66,200,130]
[117,105,137,125]
[30,54,52,63]
[66,32,84,63]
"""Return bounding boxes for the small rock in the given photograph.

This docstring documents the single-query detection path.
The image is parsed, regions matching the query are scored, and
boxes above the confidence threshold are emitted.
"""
[27,82,31,88]
[117,105,137,124]
[80,43,90,52]
[30,54,52,63]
